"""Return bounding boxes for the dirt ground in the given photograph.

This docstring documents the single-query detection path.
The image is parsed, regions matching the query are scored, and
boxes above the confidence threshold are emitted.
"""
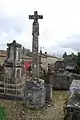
[0,91,68,120]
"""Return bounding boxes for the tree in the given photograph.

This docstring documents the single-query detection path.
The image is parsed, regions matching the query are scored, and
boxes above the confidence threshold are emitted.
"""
[21,47,31,55]
[63,52,67,58]
[77,52,80,73]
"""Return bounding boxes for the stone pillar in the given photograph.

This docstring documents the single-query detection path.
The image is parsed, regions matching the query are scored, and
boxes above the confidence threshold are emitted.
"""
[24,11,46,108]
[29,11,43,81]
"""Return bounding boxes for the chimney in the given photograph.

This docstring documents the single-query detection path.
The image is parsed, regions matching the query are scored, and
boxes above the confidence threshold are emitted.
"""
[40,50,42,54]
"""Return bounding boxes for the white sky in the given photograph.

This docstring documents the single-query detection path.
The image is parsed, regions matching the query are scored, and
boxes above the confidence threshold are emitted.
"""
[0,0,80,56]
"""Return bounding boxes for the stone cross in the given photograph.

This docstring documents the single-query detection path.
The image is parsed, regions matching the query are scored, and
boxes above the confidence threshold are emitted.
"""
[29,11,43,80]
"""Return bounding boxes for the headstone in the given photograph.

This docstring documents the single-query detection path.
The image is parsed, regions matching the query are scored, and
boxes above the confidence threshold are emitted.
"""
[64,92,80,120]
[4,40,22,78]
[24,11,46,108]
[3,40,24,96]
[64,79,80,120]
[69,79,80,93]
[54,60,66,72]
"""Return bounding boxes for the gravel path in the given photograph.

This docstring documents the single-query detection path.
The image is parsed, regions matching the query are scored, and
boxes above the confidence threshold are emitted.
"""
[0,91,68,120]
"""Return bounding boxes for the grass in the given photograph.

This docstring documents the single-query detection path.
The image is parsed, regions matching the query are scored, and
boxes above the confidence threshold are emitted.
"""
[0,106,6,120]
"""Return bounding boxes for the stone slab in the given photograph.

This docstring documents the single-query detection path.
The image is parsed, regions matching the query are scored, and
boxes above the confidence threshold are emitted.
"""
[24,79,46,108]
[70,79,80,93]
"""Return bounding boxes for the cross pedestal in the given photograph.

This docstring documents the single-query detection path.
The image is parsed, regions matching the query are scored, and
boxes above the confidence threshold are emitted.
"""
[24,79,45,108]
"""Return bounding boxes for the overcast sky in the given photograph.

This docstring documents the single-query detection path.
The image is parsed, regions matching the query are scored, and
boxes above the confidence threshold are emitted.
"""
[0,0,80,56]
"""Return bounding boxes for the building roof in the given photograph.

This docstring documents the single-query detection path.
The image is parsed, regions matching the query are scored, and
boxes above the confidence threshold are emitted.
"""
[39,53,59,59]
[0,50,60,61]
[0,50,7,57]
[21,55,32,60]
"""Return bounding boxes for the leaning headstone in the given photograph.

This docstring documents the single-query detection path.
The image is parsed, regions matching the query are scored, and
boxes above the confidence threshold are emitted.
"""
[69,79,80,93]
[64,92,80,120]
[24,11,46,108]
[64,79,80,120]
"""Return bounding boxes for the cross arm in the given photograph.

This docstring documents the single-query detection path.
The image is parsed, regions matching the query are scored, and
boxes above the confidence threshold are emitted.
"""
[29,15,34,19]
[29,15,43,20]
[38,15,43,19]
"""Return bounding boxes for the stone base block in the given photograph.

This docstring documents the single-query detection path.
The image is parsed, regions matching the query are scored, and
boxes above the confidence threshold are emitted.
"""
[24,79,46,108]
[45,84,52,104]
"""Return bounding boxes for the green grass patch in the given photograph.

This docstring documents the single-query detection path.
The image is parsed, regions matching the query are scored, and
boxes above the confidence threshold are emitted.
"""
[0,106,6,120]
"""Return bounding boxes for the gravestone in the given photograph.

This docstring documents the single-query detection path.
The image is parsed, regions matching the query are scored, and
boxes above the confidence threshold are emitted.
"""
[64,79,80,120]
[69,79,80,93]
[24,11,46,108]
[64,92,80,120]
[4,40,22,79]
[3,40,24,96]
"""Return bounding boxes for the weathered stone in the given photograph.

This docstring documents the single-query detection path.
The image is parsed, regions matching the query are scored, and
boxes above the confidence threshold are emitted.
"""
[45,84,52,104]
[24,11,46,108]
[69,79,80,93]
[54,60,66,72]
[24,79,45,108]
[64,92,80,120]
[49,71,73,90]
[29,11,43,80]
[1,40,24,96]
[4,40,23,78]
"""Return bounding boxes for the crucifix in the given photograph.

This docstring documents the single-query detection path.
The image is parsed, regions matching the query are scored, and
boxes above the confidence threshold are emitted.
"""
[29,11,43,80]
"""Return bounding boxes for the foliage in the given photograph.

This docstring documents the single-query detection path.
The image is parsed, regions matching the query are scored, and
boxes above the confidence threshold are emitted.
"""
[20,46,31,55]
[62,52,67,58]
[77,52,80,73]
[0,106,6,120]
[77,52,80,66]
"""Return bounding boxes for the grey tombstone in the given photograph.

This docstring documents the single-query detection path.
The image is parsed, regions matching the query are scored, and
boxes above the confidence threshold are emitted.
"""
[24,11,46,108]
[4,40,22,79]
[64,92,80,120]
[69,79,80,93]
[3,40,24,96]
[64,79,80,120]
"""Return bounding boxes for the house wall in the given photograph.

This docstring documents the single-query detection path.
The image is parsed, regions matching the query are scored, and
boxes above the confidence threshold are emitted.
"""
[0,56,6,66]
[41,54,59,72]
